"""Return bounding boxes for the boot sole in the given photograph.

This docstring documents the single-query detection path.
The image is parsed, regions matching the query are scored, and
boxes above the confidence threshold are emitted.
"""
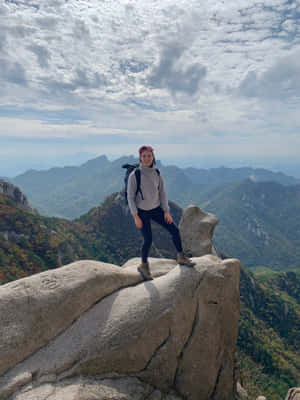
[178,262,196,267]
[138,267,153,281]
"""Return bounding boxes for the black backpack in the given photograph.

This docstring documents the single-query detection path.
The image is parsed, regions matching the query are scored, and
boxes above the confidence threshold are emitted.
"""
[122,163,160,204]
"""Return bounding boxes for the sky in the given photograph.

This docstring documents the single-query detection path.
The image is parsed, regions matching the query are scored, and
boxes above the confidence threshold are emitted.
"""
[1,0,300,176]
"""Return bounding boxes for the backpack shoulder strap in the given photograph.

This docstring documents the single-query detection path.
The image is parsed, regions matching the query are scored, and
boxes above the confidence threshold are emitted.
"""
[134,168,141,189]
[156,168,161,190]
[134,168,144,199]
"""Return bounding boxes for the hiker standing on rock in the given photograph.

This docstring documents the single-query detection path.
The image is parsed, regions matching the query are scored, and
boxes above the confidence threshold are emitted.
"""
[127,145,194,280]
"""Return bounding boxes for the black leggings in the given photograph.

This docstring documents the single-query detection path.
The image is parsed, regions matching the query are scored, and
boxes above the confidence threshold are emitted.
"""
[138,206,183,263]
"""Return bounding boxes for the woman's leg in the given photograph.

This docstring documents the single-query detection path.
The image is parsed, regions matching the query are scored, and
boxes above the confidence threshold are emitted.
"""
[138,209,153,263]
[150,207,183,253]
[151,207,194,266]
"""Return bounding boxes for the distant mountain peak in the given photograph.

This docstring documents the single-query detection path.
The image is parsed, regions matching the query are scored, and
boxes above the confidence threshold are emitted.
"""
[80,154,109,168]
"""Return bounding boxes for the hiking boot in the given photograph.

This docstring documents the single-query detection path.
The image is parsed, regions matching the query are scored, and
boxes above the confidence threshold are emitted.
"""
[177,252,195,267]
[138,261,153,281]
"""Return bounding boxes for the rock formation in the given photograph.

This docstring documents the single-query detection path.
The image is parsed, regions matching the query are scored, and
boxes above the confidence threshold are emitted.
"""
[0,180,36,214]
[179,205,219,257]
[236,382,248,400]
[0,260,141,377]
[0,254,240,400]
[285,388,300,400]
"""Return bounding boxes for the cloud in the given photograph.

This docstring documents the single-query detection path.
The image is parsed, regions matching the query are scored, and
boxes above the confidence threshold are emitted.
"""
[0,58,27,85]
[239,50,300,100]
[7,24,36,38]
[0,29,6,52]
[1,0,300,166]
[28,44,51,68]
[7,1,40,11]
[0,3,9,15]
[35,16,59,30]
[72,69,105,89]
[0,117,122,139]
[120,59,148,74]
[43,68,107,98]
[73,18,91,43]
[147,42,207,95]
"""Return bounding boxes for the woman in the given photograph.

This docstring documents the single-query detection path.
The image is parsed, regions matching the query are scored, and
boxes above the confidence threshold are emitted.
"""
[127,145,194,280]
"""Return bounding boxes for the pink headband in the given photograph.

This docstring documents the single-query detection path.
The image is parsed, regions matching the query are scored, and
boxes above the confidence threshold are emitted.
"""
[139,145,154,155]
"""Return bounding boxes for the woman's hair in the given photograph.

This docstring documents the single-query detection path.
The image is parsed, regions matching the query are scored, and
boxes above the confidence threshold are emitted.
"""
[139,145,156,165]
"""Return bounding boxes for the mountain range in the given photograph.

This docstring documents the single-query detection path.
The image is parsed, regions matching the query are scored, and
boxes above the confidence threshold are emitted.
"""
[4,155,300,271]
[7,155,300,219]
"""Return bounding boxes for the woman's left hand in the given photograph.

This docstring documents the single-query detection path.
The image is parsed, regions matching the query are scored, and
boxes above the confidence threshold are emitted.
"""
[164,211,173,224]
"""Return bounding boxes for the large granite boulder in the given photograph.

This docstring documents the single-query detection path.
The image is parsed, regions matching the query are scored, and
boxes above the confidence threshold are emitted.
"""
[179,205,219,257]
[0,260,141,376]
[2,376,182,400]
[0,255,240,400]
[285,388,300,400]
[236,382,248,400]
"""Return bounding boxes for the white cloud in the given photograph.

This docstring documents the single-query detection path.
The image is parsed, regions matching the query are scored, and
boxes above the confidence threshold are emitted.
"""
[0,0,300,165]
[239,49,300,100]
[0,117,157,139]
[147,42,207,95]
[0,58,27,85]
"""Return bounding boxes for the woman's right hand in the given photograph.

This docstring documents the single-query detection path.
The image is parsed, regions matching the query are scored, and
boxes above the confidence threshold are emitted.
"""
[134,215,143,229]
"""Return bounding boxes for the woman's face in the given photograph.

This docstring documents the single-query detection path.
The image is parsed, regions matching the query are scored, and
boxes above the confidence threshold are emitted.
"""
[140,150,154,167]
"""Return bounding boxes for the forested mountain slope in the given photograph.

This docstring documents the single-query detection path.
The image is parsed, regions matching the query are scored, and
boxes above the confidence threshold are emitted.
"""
[0,190,180,283]
[199,179,300,270]
[238,268,300,399]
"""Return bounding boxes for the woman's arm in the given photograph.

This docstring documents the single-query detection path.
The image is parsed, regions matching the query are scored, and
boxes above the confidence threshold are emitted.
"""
[127,172,138,217]
[158,175,170,213]
[127,172,143,228]
[158,175,173,223]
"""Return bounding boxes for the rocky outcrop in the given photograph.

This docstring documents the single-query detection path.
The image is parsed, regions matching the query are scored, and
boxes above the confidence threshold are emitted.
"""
[0,180,36,214]
[285,388,300,400]
[0,260,141,377]
[236,382,248,400]
[179,205,219,257]
[0,255,240,400]
[2,376,183,400]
